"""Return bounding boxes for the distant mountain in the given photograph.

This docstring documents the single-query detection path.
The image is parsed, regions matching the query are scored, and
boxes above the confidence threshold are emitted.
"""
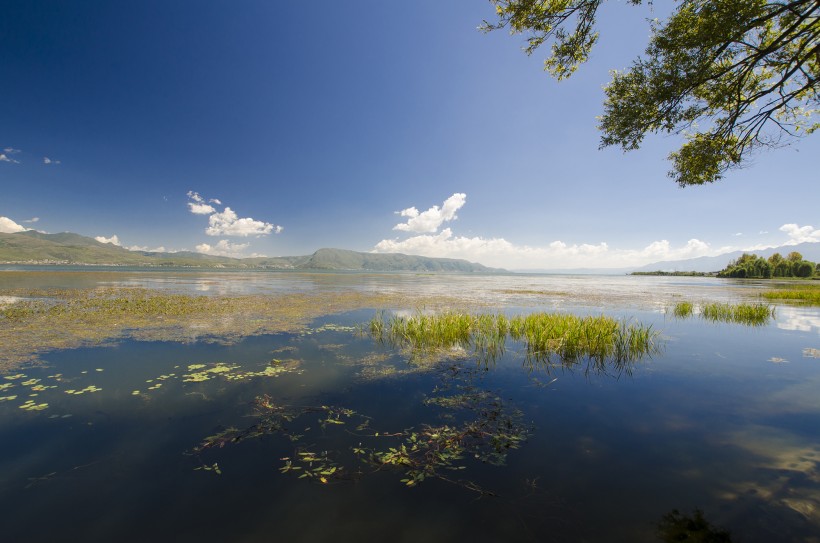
[294,248,499,272]
[0,231,499,272]
[633,242,820,273]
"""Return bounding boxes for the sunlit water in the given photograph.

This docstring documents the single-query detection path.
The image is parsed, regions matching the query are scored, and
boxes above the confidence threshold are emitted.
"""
[1,270,819,542]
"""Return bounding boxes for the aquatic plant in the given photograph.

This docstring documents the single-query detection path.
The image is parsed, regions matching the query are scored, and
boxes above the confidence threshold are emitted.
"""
[761,288,820,306]
[699,302,774,326]
[665,301,775,326]
[369,311,659,370]
[669,301,694,318]
[190,362,532,496]
[0,286,461,371]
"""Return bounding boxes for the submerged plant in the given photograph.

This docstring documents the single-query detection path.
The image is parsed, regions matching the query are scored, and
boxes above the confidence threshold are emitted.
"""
[190,361,532,496]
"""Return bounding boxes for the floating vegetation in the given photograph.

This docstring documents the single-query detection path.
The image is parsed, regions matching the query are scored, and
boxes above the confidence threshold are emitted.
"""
[761,289,820,306]
[64,385,102,395]
[182,360,302,383]
[190,361,532,496]
[666,301,774,326]
[0,353,303,414]
[369,311,659,371]
[0,286,460,371]
[19,399,49,411]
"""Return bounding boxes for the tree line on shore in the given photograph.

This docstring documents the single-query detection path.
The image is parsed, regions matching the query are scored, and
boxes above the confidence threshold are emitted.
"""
[717,252,819,279]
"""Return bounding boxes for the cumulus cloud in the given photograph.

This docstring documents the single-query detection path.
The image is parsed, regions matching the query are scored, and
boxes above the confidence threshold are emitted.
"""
[189,202,216,215]
[205,207,276,237]
[0,148,20,164]
[373,230,719,269]
[373,192,723,269]
[95,235,121,246]
[393,193,466,234]
[187,191,281,237]
[780,223,820,244]
[43,157,61,165]
[0,216,27,233]
[196,240,253,258]
[127,245,167,253]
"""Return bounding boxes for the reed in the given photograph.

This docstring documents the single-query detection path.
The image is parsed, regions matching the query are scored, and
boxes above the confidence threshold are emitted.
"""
[760,289,820,305]
[369,311,659,367]
[669,301,694,318]
[699,302,774,325]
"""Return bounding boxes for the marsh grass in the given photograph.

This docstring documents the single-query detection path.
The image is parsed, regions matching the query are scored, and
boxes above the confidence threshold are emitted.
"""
[669,301,694,318]
[699,302,774,325]
[369,311,659,369]
[761,289,820,305]
[666,301,774,325]
[0,287,461,371]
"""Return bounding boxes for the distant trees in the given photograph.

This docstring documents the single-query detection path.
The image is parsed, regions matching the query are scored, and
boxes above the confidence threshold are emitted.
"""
[717,251,819,278]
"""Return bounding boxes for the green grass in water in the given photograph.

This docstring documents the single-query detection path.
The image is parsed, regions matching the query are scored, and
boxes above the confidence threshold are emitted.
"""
[369,311,659,367]
[699,302,774,326]
[760,289,820,305]
[669,301,694,318]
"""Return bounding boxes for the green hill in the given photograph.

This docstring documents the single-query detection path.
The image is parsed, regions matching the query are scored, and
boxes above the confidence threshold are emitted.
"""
[0,232,500,272]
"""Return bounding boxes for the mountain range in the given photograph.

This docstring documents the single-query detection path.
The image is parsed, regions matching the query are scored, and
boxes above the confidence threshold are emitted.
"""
[2,230,818,274]
[0,231,499,273]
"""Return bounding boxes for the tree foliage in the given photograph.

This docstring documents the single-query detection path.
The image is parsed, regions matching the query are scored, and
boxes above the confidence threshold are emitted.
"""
[483,0,820,186]
[717,251,819,277]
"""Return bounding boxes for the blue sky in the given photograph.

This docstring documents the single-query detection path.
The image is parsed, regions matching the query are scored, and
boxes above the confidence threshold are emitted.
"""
[2,0,818,269]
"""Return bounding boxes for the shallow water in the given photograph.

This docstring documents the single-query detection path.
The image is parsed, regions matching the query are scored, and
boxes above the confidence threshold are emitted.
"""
[1,271,819,542]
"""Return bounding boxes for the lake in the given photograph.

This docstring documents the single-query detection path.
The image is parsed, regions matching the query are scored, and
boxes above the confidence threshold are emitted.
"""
[1,270,819,542]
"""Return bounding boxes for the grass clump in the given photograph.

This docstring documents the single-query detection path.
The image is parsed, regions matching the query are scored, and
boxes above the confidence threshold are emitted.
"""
[369,311,658,368]
[699,302,774,326]
[669,301,694,318]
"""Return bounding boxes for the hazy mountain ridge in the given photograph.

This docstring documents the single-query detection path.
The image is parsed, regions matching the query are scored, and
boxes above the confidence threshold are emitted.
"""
[0,232,498,272]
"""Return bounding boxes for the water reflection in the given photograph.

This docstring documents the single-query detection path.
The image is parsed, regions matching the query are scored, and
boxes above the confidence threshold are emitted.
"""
[777,306,820,334]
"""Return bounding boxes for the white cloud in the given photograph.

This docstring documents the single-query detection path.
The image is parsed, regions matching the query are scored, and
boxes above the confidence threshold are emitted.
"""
[187,191,282,237]
[95,235,121,246]
[1,148,21,163]
[373,230,721,269]
[187,191,205,203]
[127,245,167,253]
[0,216,27,233]
[43,157,61,165]
[189,202,216,215]
[393,193,466,233]
[196,240,251,258]
[23,217,39,223]
[779,223,820,244]
[206,207,276,237]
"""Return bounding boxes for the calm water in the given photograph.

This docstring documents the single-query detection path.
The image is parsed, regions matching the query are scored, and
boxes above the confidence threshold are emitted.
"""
[1,270,819,542]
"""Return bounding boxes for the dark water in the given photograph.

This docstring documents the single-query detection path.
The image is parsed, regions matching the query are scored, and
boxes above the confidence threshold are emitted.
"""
[1,273,819,542]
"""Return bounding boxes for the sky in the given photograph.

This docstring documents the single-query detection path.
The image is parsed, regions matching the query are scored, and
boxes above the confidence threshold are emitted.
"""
[1,0,818,270]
